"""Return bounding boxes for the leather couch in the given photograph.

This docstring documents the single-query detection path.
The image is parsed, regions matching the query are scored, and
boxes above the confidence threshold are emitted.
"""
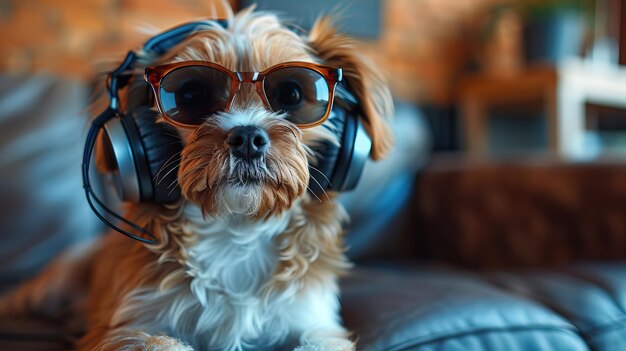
[2,75,626,351]
[340,155,626,351]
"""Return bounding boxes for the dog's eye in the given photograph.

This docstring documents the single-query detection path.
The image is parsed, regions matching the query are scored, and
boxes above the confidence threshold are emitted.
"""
[176,80,211,107]
[159,66,231,126]
[265,67,330,126]
[275,81,303,107]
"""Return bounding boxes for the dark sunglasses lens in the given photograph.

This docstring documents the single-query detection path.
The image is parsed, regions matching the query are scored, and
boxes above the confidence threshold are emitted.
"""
[159,66,231,126]
[264,67,330,126]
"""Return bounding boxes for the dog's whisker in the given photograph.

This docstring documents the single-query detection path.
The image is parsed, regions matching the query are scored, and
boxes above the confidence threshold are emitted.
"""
[306,170,331,202]
[306,185,323,203]
[160,154,182,171]
[163,131,185,141]
[167,183,181,196]
[176,167,212,188]
[166,177,181,190]
[308,165,333,188]
[154,155,182,183]
[156,163,182,185]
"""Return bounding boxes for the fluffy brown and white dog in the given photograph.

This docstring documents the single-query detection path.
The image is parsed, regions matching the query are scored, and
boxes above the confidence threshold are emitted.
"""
[0,6,393,351]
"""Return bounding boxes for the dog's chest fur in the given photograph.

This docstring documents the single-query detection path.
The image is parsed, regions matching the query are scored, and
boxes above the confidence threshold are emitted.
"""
[118,204,297,350]
[183,204,287,298]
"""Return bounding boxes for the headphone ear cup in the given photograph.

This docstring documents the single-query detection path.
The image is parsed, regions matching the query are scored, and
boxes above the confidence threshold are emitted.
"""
[96,121,122,173]
[307,106,372,195]
[130,106,183,204]
[331,113,371,192]
[308,109,344,195]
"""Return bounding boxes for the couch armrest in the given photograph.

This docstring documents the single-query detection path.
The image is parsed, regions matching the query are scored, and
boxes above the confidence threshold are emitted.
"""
[416,156,626,268]
[0,318,71,351]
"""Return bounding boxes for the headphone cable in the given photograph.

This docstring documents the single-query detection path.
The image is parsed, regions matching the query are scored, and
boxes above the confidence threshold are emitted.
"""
[82,107,159,244]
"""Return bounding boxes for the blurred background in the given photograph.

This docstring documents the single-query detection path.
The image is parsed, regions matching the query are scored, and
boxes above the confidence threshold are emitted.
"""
[1,0,624,156]
[4,2,626,349]
[1,0,626,279]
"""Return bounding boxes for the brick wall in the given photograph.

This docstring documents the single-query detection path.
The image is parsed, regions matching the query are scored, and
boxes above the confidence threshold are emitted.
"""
[0,0,506,104]
[369,0,507,103]
[0,0,238,78]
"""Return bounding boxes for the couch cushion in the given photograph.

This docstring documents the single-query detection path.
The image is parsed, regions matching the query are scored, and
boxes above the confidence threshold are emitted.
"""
[341,265,589,351]
[0,263,590,351]
[0,75,101,288]
[5,262,624,351]
[489,261,626,351]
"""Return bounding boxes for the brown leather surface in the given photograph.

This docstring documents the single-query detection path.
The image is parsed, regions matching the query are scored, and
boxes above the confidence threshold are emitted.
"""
[0,318,71,351]
[416,156,626,268]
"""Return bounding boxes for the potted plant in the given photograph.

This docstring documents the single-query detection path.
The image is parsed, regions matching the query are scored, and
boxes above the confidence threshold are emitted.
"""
[483,0,595,65]
[521,0,594,63]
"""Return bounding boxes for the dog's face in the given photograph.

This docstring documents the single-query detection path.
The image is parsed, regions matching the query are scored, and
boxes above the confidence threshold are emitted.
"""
[147,9,394,218]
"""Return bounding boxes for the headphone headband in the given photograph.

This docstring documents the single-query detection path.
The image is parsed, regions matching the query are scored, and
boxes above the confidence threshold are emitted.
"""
[107,20,229,109]
[144,20,228,55]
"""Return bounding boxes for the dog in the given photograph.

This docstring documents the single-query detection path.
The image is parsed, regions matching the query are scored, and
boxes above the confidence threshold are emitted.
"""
[0,6,393,351]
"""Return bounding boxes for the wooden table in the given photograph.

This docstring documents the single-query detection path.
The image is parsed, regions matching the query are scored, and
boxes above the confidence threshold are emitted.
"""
[458,59,626,158]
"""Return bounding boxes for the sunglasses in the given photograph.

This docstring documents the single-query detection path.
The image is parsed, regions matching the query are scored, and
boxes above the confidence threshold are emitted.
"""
[144,61,343,129]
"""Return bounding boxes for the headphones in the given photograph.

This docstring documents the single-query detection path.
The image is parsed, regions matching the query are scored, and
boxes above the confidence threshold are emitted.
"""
[83,20,372,243]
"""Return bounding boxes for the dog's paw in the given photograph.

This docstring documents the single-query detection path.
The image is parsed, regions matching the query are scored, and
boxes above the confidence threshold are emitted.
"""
[293,338,355,351]
[144,336,195,351]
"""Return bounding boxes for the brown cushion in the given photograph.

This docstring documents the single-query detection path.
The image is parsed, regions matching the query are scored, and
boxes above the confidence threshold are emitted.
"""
[416,156,626,268]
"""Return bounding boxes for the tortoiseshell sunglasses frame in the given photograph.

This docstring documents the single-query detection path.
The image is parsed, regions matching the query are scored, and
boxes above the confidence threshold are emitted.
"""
[144,61,343,129]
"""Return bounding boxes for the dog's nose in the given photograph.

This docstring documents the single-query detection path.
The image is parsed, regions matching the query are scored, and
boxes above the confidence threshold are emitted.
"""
[227,126,270,160]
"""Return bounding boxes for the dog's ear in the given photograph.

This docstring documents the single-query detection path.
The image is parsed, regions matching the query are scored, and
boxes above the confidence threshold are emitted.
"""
[309,17,394,160]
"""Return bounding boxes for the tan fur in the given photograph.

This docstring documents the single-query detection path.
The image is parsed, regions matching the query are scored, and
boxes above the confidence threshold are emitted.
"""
[268,197,351,295]
[179,118,309,218]
[256,122,309,216]
[77,205,186,350]
[177,120,231,215]
[0,7,392,351]
[309,17,394,160]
